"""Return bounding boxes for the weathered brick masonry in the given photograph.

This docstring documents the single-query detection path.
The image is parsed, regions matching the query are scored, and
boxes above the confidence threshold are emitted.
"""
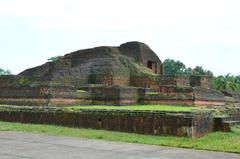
[0,42,226,106]
[0,108,213,137]
[0,84,225,106]
[0,85,91,106]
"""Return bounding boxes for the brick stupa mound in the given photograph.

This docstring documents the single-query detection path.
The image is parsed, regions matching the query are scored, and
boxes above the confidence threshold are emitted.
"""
[0,42,226,106]
[4,42,163,87]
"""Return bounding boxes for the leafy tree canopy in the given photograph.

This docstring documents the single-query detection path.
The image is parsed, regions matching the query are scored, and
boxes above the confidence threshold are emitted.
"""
[48,56,61,62]
[213,74,240,91]
[163,59,240,91]
[163,59,213,77]
[235,75,240,84]
[191,66,213,77]
[0,68,11,75]
[163,59,186,75]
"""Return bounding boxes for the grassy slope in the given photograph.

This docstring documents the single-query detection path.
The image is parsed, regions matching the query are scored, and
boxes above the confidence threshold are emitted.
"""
[0,121,239,153]
[65,105,196,111]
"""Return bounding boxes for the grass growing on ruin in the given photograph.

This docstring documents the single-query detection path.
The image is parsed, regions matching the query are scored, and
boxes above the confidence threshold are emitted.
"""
[0,121,239,153]
[65,105,196,111]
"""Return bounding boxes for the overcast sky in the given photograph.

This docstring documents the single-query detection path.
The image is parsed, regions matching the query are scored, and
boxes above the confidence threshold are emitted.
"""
[0,0,240,75]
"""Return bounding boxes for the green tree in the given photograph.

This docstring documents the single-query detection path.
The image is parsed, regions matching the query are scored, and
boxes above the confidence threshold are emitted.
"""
[192,66,213,77]
[235,75,240,84]
[48,56,61,62]
[163,59,186,75]
[0,68,11,75]
[163,59,213,77]
[234,75,240,90]
[184,67,193,75]
[18,77,31,86]
[213,74,239,91]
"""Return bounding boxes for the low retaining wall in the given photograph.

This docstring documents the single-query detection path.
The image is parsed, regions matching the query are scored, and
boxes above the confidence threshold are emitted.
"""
[211,107,240,132]
[0,86,91,106]
[81,85,140,105]
[0,108,213,137]
[0,85,225,106]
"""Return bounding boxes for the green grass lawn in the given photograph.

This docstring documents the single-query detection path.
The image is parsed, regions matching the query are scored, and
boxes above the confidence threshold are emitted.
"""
[0,121,239,153]
[65,104,196,111]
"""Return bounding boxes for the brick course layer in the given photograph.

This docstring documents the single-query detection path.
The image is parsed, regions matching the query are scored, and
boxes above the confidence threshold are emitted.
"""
[0,108,213,137]
[0,85,225,106]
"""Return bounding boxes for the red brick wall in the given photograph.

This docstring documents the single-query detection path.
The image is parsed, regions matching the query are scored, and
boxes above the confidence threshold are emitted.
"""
[91,75,129,86]
[200,77,212,89]
[0,86,91,106]
[159,86,177,93]
[0,109,213,137]
[130,76,159,90]
[0,75,16,87]
[175,76,190,87]
[113,76,130,86]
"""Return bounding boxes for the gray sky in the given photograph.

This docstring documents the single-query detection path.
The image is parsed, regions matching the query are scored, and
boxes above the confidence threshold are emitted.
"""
[0,0,240,75]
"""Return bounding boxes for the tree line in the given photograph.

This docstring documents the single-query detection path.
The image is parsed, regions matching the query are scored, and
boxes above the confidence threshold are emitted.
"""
[163,59,240,91]
[0,68,11,75]
[163,59,214,76]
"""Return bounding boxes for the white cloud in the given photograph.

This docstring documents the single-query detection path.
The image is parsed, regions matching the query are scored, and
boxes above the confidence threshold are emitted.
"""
[0,0,240,75]
[1,0,240,31]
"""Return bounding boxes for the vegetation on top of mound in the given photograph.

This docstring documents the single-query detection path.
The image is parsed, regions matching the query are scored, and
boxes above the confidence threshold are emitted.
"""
[119,55,157,79]
[18,76,32,86]
[64,104,196,111]
[47,56,62,62]
[0,68,11,75]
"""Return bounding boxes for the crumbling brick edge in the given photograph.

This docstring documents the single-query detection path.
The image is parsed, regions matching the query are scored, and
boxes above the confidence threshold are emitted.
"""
[0,107,216,138]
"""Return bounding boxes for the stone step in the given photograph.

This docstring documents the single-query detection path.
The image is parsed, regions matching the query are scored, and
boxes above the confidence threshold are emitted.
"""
[223,120,240,124]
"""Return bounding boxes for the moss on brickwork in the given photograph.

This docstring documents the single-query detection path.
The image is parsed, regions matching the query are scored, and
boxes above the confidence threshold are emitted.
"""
[0,106,213,137]
[0,42,226,107]
[119,55,156,78]
[13,42,161,87]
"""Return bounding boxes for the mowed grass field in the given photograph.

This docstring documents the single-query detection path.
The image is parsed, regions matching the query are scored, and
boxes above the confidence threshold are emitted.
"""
[65,104,196,111]
[0,121,239,153]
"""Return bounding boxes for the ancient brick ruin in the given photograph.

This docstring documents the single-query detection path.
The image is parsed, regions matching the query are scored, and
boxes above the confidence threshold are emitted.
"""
[1,41,240,138]
[0,41,233,106]
[0,107,213,137]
